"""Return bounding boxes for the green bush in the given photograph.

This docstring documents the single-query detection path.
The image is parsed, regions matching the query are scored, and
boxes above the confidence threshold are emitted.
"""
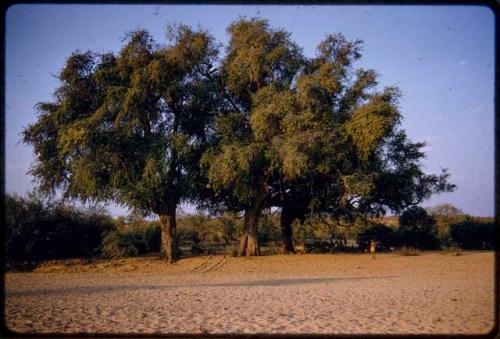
[102,228,150,258]
[450,218,495,249]
[211,212,242,244]
[101,222,161,258]
[5,193,114,268]
[399,206,440,250]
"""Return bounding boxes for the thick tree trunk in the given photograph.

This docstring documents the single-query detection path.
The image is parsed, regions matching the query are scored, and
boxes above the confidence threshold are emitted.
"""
[280,204,296,254]
[159,209,179,263]
[238,205,262,256]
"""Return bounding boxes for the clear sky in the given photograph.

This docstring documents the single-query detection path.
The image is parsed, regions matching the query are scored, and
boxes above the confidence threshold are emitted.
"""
[5,4,495,217]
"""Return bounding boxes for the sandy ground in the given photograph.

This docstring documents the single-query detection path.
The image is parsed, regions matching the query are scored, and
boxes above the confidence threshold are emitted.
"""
[4,251,496,335]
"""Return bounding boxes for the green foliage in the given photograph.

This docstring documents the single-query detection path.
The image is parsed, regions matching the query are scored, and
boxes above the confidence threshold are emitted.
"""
[178,214,219,243]
[345,88,401,162]
[223,18,303,106]
[5,193,114,269]
[263,246,282,255]
[450,218,495,250]
[101,221,160,258]
[399,206,440,250]
[203,18,307,211]
[426,203,466,240]
[296,217,329,241]
[212,212,243,244]
[176,212,243,249]
[101,229,145,258]
[292,219,309,245]
[23,25,219,217]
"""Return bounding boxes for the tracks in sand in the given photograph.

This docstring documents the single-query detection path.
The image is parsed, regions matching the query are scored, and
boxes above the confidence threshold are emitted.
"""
[189,255,227,274]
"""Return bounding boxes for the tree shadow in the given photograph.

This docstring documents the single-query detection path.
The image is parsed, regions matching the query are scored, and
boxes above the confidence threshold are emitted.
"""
[5,275,399,297]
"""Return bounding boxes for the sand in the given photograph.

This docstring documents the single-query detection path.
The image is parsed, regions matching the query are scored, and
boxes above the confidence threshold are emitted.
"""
[4,251,496,335]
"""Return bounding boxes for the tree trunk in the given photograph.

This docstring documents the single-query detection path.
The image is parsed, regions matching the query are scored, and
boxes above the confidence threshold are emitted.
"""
[159,208,179,263]
[238,205,262,256]
[280,204,296,254]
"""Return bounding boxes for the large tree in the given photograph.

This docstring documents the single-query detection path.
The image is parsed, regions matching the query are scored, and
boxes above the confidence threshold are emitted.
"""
[202,18,304,256]
[268,33,370,253]
[273,34,455,251]
[23,25,220,262]
[203,19,454,256]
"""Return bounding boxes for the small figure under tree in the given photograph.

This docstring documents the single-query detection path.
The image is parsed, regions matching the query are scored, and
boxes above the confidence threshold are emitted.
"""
[370,239,378,259]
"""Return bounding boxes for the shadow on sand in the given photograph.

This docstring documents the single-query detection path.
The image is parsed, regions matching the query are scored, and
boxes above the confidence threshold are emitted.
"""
[7,276,399,297]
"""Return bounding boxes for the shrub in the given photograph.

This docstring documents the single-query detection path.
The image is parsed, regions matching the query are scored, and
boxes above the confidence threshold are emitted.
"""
[5,193,114,268]
[450,218,495,249]
[212,212,242,244]
[100,220,163,258]
[399,206,440,250]
[101,229,147,258]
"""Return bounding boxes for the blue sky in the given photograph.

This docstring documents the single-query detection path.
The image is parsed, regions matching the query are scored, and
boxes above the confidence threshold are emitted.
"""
[5,4,495,217]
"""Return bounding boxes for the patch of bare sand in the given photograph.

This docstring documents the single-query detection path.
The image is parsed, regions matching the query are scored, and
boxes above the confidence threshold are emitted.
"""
[4,251,496,335]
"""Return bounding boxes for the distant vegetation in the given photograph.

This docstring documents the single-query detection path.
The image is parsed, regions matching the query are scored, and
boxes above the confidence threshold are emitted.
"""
[5,193,114,270]
[4,193,494,271]
[449,218,495,250]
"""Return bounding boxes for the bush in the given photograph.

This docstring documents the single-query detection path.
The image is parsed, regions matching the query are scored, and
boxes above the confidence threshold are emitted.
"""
[5,193,114,268]
[213,212,242,244]
[358,223,398,251]
[101,222,161,258]
[399,206,440,250]
[101,229,145,258]
[450,218,495,249]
